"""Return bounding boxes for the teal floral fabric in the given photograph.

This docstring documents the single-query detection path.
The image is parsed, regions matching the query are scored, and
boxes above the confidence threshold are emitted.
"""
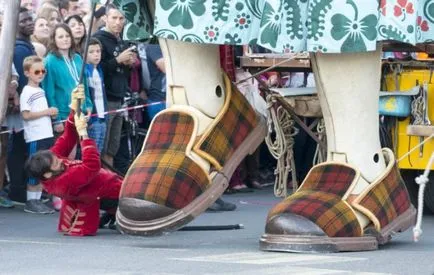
[112,0,153,41]
[115,0,434,53]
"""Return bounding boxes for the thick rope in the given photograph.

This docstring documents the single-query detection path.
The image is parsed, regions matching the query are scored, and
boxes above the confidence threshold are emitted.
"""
[411,89,425,125]
[265,94,299,197]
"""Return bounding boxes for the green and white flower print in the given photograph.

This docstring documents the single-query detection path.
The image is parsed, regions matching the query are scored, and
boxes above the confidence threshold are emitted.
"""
[114,0,434,53]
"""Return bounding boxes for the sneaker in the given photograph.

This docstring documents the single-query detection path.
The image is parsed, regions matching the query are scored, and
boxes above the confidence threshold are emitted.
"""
[0,191,14,208]
[24,200,55,214]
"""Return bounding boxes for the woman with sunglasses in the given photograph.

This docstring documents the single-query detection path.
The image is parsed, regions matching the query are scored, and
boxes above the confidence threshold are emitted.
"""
[42,23,92,135]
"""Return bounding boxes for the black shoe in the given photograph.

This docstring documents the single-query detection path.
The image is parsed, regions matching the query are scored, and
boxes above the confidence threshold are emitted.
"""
[9,193,27,206]
[207,198,236,212]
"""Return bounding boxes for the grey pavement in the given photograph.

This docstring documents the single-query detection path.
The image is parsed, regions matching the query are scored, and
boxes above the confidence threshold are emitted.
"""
[0,187,434,275]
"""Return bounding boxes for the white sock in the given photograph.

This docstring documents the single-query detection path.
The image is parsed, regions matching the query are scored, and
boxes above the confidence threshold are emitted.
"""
[36,191,42,200]
[27,191,38,201]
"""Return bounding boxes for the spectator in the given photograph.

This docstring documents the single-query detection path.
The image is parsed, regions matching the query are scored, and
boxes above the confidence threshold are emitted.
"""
[21,0,34,13]
[42,23,92,135]
[93,4,135,167]
[8,7,36,205]
[145,44,166,120]
[65,14,86,55]
[0,64,19,208]
[77,0,91,17]
[37,6,61,31]
[85,38,107,153]
[31,17,50,57]
[59,0,81,19]
[0,14,18,208]
[82,4,105,35]
[38,0,58,10]
[20,55,58,214]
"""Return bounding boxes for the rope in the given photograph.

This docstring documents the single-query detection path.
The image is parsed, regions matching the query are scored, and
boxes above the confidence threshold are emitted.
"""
[407,82,433,242]
[265,94,299,198]
[313,118,326,165]
[413,151,434,242]
[396,133,434,163]
[411,88,425,125]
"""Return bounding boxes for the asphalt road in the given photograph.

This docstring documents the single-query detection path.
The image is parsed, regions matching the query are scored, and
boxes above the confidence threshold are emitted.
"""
[1,188,434,275]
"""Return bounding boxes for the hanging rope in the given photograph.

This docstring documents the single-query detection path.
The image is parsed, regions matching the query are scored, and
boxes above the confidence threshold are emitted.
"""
[413,151,434,242]
[265,94,299,198]
[312,118,326,165]
[407,82,432,242]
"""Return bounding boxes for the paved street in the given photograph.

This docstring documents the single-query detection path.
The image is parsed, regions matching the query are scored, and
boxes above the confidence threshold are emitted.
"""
[1,187,434,275]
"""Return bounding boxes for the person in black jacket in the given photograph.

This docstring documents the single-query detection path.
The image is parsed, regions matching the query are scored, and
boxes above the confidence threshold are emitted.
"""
[93,4,136,167]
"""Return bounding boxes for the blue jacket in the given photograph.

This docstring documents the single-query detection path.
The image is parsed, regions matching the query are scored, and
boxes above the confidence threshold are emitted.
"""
[13,39,36,93]
[42,53,93,121]
[85,64,108,123]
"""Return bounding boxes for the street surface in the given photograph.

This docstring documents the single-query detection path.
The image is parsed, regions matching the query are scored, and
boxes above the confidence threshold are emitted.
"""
[1,187,434,275]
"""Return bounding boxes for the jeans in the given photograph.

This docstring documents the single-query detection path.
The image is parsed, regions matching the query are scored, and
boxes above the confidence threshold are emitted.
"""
[88,119,107,154]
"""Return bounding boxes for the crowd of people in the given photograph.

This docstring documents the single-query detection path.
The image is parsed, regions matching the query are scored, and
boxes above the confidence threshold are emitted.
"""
[0,0,166,214]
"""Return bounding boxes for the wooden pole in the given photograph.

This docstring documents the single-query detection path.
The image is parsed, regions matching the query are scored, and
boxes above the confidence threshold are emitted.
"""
[76,2,97,117]
[0,0,20,124]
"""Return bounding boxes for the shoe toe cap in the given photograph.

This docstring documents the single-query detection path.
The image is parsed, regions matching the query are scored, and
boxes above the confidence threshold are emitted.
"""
[118,197,177,221]
[265,213,326,236]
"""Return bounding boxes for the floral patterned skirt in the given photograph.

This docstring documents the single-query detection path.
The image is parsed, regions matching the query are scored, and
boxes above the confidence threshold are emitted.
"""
[117,0,434,53]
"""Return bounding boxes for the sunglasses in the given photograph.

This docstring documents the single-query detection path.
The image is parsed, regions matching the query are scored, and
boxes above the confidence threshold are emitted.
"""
[32,69,46,75]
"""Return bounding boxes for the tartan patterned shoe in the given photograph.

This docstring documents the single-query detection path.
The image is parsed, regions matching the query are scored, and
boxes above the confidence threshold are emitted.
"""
[117,74,267,236]
[260,148,415,253]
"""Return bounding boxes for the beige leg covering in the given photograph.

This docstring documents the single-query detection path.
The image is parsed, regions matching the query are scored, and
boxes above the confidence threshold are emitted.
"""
[311,49,386,182]
[159,39,226,119]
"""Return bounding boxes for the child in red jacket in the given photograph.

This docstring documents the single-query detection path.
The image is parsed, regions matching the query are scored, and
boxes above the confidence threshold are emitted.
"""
[25,86,123,236]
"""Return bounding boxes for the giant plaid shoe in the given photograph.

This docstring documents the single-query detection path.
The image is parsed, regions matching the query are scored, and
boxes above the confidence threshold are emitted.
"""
[116,74,267,235]
[260,148,416,252]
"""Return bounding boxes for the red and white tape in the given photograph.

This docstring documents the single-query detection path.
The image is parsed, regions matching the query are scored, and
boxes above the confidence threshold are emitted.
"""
[0,100,165,135]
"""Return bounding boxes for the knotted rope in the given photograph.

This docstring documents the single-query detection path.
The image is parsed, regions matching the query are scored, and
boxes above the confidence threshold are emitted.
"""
[265,94,299,198]
[413,152,434,242]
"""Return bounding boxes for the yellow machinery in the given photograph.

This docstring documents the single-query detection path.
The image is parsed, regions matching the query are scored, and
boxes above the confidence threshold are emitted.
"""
[384,69,434,170]
[383,67,434,212]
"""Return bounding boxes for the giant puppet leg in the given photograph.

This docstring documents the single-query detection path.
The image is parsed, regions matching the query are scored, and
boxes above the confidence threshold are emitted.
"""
[260,49,416,252]
[116,40,267,235]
